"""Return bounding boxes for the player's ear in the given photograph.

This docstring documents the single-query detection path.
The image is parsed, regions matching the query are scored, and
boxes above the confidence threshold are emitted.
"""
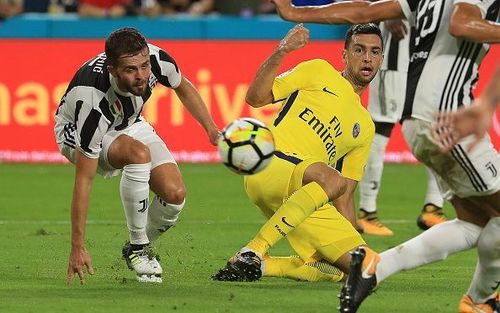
[342,49,347,64]
[107,65,117,77]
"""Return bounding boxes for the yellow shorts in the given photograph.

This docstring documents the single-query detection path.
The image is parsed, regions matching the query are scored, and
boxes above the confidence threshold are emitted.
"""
[244,152,365,263]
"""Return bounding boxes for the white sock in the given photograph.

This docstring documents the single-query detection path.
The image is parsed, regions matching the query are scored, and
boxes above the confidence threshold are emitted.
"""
[359,134,389,213]
[120,163,151,245]
[376,219,482,282]
[424,167,444,207]
[146,195,185,243]
[467,217,500,303]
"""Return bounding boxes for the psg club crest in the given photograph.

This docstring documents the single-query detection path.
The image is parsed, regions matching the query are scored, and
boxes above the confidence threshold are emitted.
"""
[352,123,360,138]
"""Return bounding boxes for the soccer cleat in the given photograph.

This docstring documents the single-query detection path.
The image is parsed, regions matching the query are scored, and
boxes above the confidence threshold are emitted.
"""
[417,203,448,230]
[122,242,163,283]
[339,247,380,312]
[212,251,262,282]
[357,209,393,236]
[458,293,500,313]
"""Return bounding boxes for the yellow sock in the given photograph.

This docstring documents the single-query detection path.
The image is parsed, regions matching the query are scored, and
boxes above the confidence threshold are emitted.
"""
[263,256,344,282]
[246,182,329,256]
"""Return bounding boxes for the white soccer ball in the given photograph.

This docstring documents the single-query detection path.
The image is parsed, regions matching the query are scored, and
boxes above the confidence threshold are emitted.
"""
[218,117,275,175]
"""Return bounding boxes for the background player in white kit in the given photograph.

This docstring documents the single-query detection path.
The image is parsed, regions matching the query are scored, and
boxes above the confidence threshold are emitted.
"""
[54,28,219,285]
[271,0,500,311]
[358,19,446,236]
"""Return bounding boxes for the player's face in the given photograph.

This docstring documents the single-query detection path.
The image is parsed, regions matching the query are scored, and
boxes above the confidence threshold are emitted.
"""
[109,47,151,96]
[343,34,383,86]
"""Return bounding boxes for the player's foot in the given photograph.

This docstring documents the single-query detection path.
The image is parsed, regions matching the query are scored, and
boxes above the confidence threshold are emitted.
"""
[122,241,163,283]
[416,203,447,230]
[458,293,499,313]
[339,247,379,313]
[357,209,393,236]
[212,251,262,282]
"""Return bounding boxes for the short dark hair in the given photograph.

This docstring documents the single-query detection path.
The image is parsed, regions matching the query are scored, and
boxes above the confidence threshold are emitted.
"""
[344,23,383,50]
[105,27,149,67]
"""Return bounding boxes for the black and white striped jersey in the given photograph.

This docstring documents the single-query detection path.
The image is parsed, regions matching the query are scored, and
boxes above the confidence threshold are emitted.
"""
[54,44,181,159]
[379,20,410,72]
[398,0,499,122]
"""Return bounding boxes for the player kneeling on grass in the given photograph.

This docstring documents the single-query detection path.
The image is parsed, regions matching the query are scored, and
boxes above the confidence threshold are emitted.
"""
[55,27,219,285]
[212,23,384,284]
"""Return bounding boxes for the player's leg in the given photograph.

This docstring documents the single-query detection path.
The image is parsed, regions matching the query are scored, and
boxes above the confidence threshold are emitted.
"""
[358,121,394,236]
[245,157,346,258]
[262,255,345,282]
[417,167,447,230]
[146,142,186,243]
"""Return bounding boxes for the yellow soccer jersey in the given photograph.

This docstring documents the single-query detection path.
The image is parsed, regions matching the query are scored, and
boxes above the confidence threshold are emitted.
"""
[271,59,375,181]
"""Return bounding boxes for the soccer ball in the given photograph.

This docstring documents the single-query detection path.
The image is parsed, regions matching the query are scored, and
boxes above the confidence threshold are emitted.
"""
[218,117,275,175]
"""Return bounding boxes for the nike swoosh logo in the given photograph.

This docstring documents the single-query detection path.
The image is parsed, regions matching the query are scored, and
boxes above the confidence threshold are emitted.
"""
[281,216,295,228]
[322,87,338,96]
[361,256,376,279]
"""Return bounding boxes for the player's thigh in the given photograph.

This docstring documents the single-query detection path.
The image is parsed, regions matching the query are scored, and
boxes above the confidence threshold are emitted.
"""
[368,69,406,124]
[287,204,365,264]
[402,118,500,200]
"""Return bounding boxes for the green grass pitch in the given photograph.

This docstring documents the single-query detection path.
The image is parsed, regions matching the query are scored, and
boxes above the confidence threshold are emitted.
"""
[0,163,476,313]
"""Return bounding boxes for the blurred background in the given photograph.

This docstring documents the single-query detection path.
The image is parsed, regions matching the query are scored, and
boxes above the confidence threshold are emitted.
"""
[0,0,499,164]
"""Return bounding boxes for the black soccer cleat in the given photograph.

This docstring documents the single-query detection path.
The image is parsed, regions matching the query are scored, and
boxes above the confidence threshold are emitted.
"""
[339,248,379,312]
[212,251,262,282]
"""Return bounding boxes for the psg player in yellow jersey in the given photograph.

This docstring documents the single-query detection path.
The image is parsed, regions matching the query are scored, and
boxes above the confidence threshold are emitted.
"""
[213,23,384,282]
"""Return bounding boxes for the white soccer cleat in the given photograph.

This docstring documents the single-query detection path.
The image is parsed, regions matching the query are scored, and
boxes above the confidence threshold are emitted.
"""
[122,242,163,282]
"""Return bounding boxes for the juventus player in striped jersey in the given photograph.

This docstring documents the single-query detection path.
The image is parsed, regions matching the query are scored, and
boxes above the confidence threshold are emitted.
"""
[55,28,219,285]
[272,0,500,311]
[358,19,446,236]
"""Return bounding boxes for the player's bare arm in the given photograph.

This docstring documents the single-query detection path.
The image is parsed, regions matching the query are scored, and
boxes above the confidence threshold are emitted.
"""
[332,178,359,228]
[67,150,97,286]
[271,0,404,24]
[174,76,220,145]
[449,3,500,43]
[246,24,309,107]
[384,19,407,40]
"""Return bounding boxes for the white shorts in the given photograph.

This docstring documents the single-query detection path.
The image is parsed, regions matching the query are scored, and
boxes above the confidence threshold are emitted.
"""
[368,69,407,124]
[58,121,176,178]
[402,118,500,199]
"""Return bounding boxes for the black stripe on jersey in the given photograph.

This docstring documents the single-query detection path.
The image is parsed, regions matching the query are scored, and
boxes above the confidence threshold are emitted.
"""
[98,97,115,126]
[79,109,102,154]
[439,42,482,112]
[159,50,179,73]
[402,0,445,120]
[274,151,302,165]
[74,100,83,125]
[114,95,135,131]
[335,155,345,173]
[387,37,399,71]
[66,57,111,94]
[456,145,487,190]
[450,145,487,192]
[150,50,179,88]
[273,90,298,127]
[456,44,482,110]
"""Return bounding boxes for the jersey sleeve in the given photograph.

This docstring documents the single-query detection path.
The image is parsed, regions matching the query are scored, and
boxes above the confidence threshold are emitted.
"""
[336,125,375,181]
[148,44,182,89]
[272,59,332,102]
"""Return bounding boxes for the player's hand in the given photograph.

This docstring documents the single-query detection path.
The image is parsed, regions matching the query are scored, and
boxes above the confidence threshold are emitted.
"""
[433,99,494,153]
[271,0,293,19]
[277,24,310,54]
[384,19,407,40]
[207,125,221,146]
[67,245,95,286]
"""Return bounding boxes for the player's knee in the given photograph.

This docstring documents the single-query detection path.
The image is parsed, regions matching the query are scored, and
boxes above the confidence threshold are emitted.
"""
[128,143,151,165]
[316,170,347,200]
[477,217,500,259]
[161,185,186,205]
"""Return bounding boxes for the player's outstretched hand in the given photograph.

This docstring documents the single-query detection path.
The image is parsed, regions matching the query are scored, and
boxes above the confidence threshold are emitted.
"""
[277,24,310,54]
[67,245,95,286]
[434,99,494,153]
